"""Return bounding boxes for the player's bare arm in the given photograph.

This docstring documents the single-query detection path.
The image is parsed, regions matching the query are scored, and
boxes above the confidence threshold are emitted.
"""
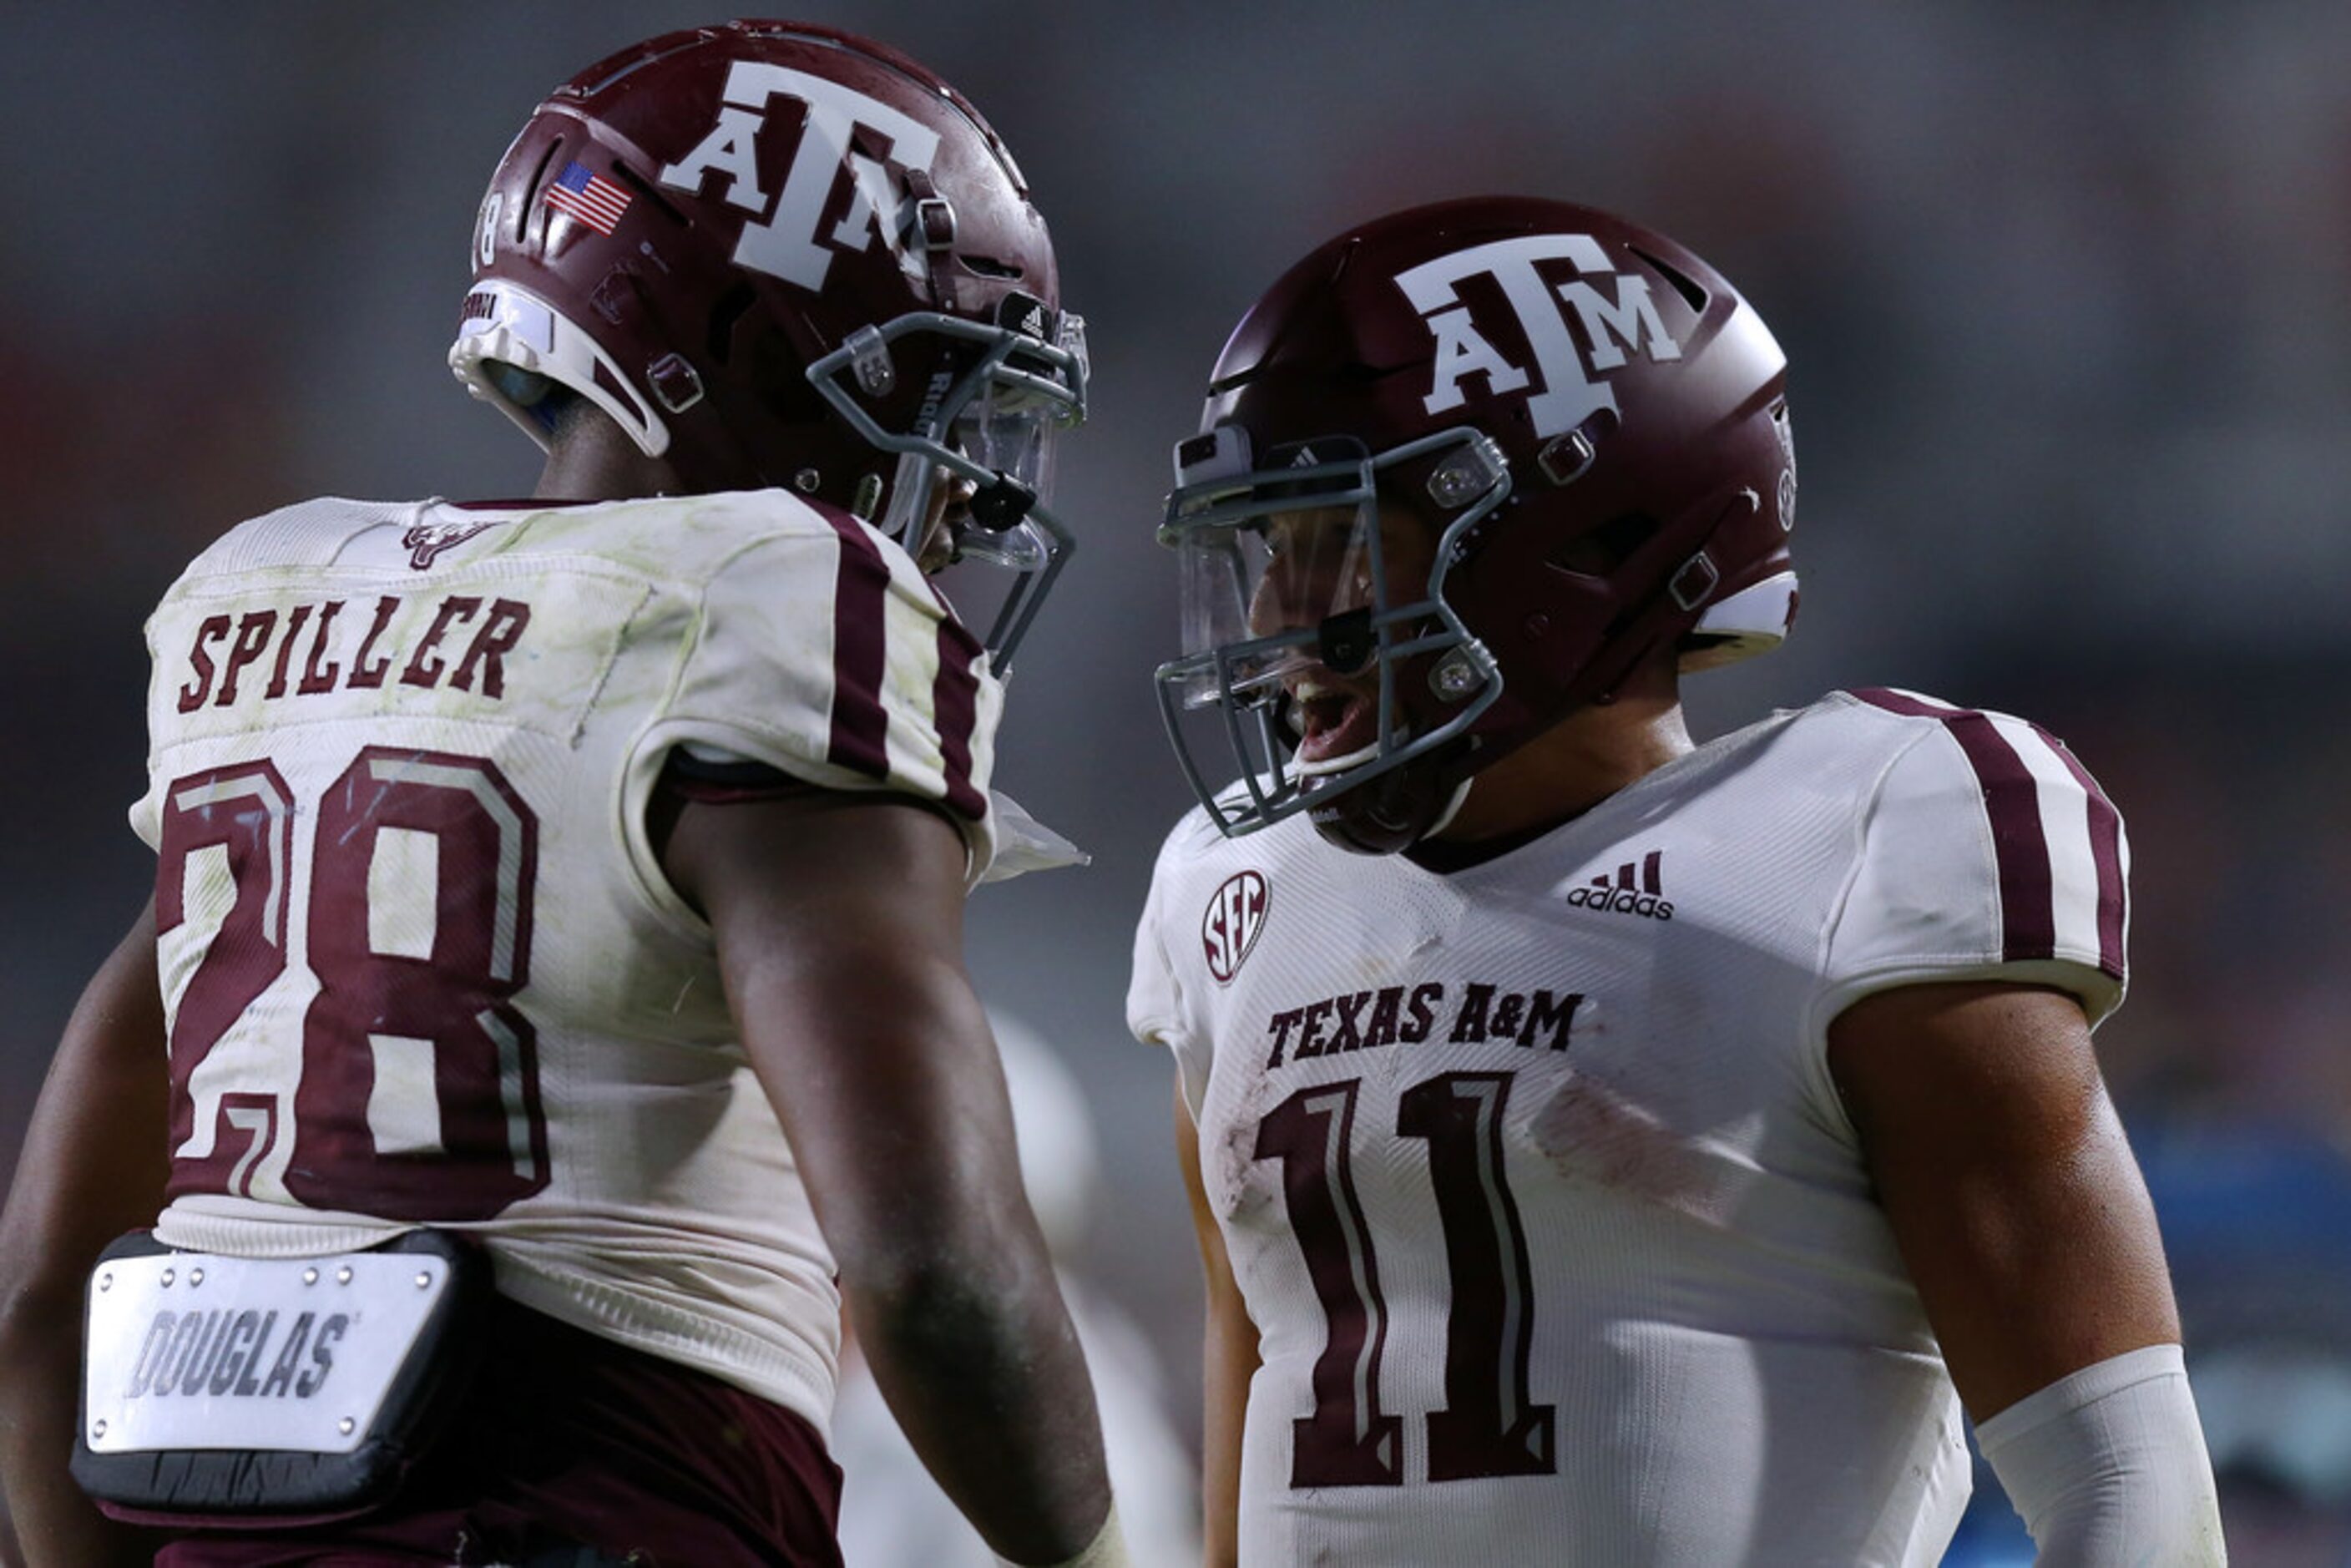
[1174,1076,1254,1568]
[0,900,168,1568]
[1832,979,2225,1557]
[1830,980,2176,1414]
[664,783,1115,1567]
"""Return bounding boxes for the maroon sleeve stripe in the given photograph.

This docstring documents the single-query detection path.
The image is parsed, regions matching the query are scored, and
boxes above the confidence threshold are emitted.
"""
[2033,722,2127,979]
[931,619,988,822]
[1847,688,2056,963]
[822,513,893,781]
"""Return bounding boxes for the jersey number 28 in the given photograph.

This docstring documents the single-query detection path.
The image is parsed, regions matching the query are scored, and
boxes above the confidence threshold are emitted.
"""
[156,746,547,1222]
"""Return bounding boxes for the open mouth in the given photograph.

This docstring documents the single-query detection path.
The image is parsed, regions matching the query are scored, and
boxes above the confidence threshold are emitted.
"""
[1289,676,1380,770]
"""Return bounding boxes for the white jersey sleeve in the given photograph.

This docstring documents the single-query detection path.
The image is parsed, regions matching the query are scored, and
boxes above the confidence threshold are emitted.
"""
[1822,687,2129,1026]
[616,496,1003,907]
[1125,810,1213,1112]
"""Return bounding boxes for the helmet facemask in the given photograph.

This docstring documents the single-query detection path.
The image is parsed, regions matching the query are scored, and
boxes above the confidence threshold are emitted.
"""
[807,296,1089,669]
[1153,423,1511,841]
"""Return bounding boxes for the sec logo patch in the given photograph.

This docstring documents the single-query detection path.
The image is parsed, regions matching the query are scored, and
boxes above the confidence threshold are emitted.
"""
[1202,870,1269,984]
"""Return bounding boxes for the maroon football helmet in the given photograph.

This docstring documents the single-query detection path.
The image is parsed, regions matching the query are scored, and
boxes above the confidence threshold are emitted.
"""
[1155,196,1797,851]
[449,19,1088,665]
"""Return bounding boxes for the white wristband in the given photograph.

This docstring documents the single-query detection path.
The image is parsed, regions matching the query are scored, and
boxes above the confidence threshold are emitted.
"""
[1974,1343,2226,1565]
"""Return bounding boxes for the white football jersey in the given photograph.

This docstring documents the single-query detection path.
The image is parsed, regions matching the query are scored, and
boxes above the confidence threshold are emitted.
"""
[1128,690,2128,1566]
[132,491,1007,1434]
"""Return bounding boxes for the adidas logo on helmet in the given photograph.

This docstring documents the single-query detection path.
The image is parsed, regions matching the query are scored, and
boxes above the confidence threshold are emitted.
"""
[1565,848,1674,921]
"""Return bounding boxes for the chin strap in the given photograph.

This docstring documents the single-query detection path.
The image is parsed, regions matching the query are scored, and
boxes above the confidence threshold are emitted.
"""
[1306,743,1476,855]
[1423,774,1475,837]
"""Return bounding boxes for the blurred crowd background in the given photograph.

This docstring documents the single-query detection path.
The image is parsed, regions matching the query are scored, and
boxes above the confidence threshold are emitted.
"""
[5,3,2348,1560]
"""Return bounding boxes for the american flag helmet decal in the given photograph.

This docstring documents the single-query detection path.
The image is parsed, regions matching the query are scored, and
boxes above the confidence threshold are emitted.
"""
[543,159,631,235]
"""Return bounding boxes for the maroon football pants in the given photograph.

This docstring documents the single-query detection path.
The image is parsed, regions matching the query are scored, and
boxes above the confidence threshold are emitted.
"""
[152,1296,843,1567]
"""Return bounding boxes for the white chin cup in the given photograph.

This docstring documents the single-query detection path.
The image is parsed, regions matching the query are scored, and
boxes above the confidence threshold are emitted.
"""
[1681,569,1797,672]
[1423,774,1475,838]
[1292,739,1380,781]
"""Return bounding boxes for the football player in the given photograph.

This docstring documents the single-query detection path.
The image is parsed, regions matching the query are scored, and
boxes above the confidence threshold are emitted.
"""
[1129,198,2226,1563]
[0,21,1125,1568]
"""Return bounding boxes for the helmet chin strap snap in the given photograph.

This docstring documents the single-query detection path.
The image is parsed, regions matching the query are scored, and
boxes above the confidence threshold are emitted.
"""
[968,473,1037,532]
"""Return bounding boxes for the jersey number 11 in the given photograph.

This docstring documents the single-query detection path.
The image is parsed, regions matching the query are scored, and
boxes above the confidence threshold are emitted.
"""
[1256,1071,1555,1487]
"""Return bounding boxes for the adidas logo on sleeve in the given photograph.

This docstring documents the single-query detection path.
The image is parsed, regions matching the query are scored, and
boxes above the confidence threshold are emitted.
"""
[1565,848,1674,920]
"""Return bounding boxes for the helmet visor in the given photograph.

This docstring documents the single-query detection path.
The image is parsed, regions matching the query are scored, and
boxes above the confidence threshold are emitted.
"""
[944,327,1084,573]
[807,307,1088,670]
[1152,426,1510,837]
[1162,432,1456,716]
[1170,501,1398,712]
[955,316,1085,503]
